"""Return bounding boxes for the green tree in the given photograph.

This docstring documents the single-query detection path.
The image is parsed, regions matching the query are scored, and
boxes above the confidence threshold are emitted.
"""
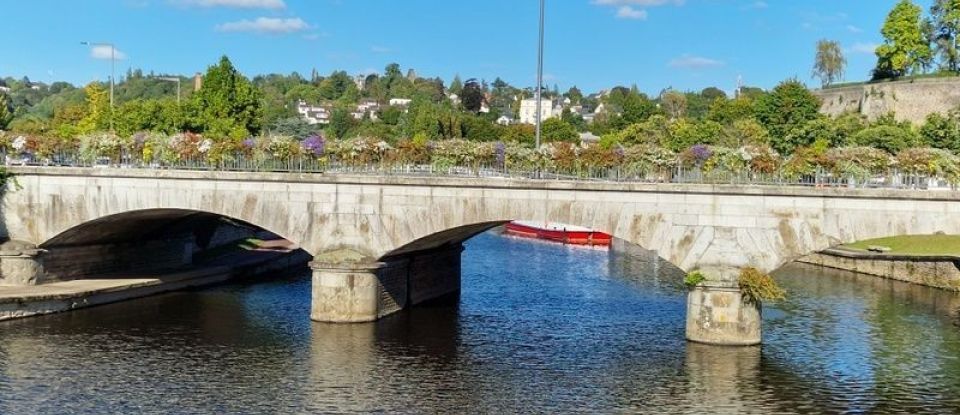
[541,118,578,143]
[327,107,355,139]
[853,125,921,153]
[753,79,821,154]
[875,0,935,78]
[191,56,263,137]
[812,39,846,87]
[707,96,757,124]
[0,93,11,130]
[931,0,960,71]
[461,79,485,113]
[920,111,960,150]
[565,86,583,104]
[449,75,463,96]
[726,119,771,147]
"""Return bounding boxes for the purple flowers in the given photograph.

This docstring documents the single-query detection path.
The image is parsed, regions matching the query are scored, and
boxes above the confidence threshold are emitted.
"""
[302,134,325,157]
[690,144,712,164]
[242,137,256,149]
[494,141,505,166]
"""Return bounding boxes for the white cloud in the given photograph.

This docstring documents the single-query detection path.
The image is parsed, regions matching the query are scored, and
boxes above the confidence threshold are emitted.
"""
[216,17,310,34]
[592,0,684,5]
[175,0,285,9]
[616,6,647,19]
[371,45,391,53]
[591,0,683,20]
[742,1,767,10]
[668,54,724,69]
[849,42,879,54]
[847,25,863,33]
[90,45,127,60]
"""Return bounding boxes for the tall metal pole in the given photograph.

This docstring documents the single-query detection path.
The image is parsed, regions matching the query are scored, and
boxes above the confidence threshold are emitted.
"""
[535,0,545,149]
[109,44,115,132]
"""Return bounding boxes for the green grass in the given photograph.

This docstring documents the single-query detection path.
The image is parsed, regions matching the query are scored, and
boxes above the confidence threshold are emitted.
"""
[822,72,960,90]
[842,235,960,256]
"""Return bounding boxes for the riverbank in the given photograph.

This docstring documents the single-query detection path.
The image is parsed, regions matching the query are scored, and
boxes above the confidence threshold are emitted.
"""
[798,248,960,291]
[0,249,310,321]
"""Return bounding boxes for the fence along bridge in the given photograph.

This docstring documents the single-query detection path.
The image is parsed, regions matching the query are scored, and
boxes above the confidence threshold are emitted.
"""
[3,166,959,345]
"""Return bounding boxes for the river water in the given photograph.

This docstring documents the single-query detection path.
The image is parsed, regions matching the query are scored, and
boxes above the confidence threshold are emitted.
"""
[2,231,960,414]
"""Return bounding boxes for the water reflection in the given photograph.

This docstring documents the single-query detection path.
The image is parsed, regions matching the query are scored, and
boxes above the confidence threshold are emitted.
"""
[1,232,960,413]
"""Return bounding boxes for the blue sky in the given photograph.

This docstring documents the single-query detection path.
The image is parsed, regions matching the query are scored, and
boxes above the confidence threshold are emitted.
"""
[0,0,933,95]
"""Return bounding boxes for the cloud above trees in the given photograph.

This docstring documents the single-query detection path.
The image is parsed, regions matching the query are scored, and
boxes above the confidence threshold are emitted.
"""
[591,0,685,20]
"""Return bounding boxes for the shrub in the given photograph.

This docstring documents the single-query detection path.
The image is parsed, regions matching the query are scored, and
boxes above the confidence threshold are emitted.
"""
[739,267,786,304]
[684,271,706,288]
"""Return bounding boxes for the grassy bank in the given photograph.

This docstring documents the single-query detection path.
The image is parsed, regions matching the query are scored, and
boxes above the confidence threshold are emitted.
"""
[842,235,960,256]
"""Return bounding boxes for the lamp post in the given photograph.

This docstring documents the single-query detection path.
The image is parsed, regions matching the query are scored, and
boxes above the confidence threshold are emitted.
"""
[534,0,545,150]
[81,41,116,131]
[157,77,182,104]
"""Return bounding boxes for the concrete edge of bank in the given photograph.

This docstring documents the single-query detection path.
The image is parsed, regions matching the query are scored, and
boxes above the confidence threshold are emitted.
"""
[0,251,311,322]
[798,248,960,291]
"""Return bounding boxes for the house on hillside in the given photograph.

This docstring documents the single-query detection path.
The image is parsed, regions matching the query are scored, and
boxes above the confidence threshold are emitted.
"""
[496,115,513,126]
[519,98,557,124]
[353,99,381,121]
[297,100,332,125]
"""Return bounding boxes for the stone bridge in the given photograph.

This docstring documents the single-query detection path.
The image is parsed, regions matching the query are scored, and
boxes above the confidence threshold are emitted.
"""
[3,167,959,345]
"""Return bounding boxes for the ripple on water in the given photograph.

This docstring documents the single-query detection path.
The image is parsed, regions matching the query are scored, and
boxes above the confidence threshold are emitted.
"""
[1,233,960,413]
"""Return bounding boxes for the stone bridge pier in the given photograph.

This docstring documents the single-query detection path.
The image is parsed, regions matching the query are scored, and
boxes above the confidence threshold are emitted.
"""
[310,244,463,323]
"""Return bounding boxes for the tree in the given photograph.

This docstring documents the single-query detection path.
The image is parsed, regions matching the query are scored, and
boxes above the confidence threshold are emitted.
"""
[853,125,921,153]
[920,111,960,150]
[565,86,583,104]
[875,0,935,78]
[812,39,846,87]
[191,56,263,137]
[0,93,11,130]
[701,87,727,101]
[931,0,960,71]
[449,75,463,96]
[327,107,355,139]
[541,118,578,143]
[461,79,484,113]
[78,82,110,134]
[661,90,687,120]
[753,79,821,154]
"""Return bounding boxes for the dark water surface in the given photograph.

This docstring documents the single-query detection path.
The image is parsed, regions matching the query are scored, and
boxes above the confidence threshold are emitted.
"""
[2,232,960,414]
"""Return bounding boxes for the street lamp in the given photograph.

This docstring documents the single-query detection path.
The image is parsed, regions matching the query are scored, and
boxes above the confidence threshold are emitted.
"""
[81,41,116,130]
[534,0,545,150]
[157,76,182,104]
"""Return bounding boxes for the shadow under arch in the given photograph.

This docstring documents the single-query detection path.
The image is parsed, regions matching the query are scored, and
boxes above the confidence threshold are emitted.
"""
[36,208,310,283]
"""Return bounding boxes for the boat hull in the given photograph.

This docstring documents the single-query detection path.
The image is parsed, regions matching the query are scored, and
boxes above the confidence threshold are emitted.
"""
[504,222,612,246]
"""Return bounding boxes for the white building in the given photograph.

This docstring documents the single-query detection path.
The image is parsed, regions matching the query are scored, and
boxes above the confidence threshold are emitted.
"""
[353,99,381,121]
[389,98,412,107]
[519,98,557,125]
[496,115,513,126]
[296,100,332,125]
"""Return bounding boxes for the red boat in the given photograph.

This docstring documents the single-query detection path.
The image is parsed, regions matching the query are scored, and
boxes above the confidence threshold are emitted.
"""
[504,221,612,247]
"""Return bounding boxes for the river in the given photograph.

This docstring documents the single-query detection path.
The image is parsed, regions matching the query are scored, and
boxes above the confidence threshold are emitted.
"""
[1,231,960,414]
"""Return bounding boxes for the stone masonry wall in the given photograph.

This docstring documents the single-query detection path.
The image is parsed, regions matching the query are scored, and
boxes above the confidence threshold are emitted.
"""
[42,238,193,282]
[815,78,960,123]
[799,250,960,291]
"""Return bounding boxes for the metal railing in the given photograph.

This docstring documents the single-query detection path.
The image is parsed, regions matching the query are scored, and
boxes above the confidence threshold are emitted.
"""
[3,151,956,190]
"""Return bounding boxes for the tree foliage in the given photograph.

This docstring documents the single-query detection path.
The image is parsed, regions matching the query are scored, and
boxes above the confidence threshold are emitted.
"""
[191,56,263,138]
[813,39,846,87]
[753,79,821,154]
[931,0,960,71]
[875,0,935,78]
